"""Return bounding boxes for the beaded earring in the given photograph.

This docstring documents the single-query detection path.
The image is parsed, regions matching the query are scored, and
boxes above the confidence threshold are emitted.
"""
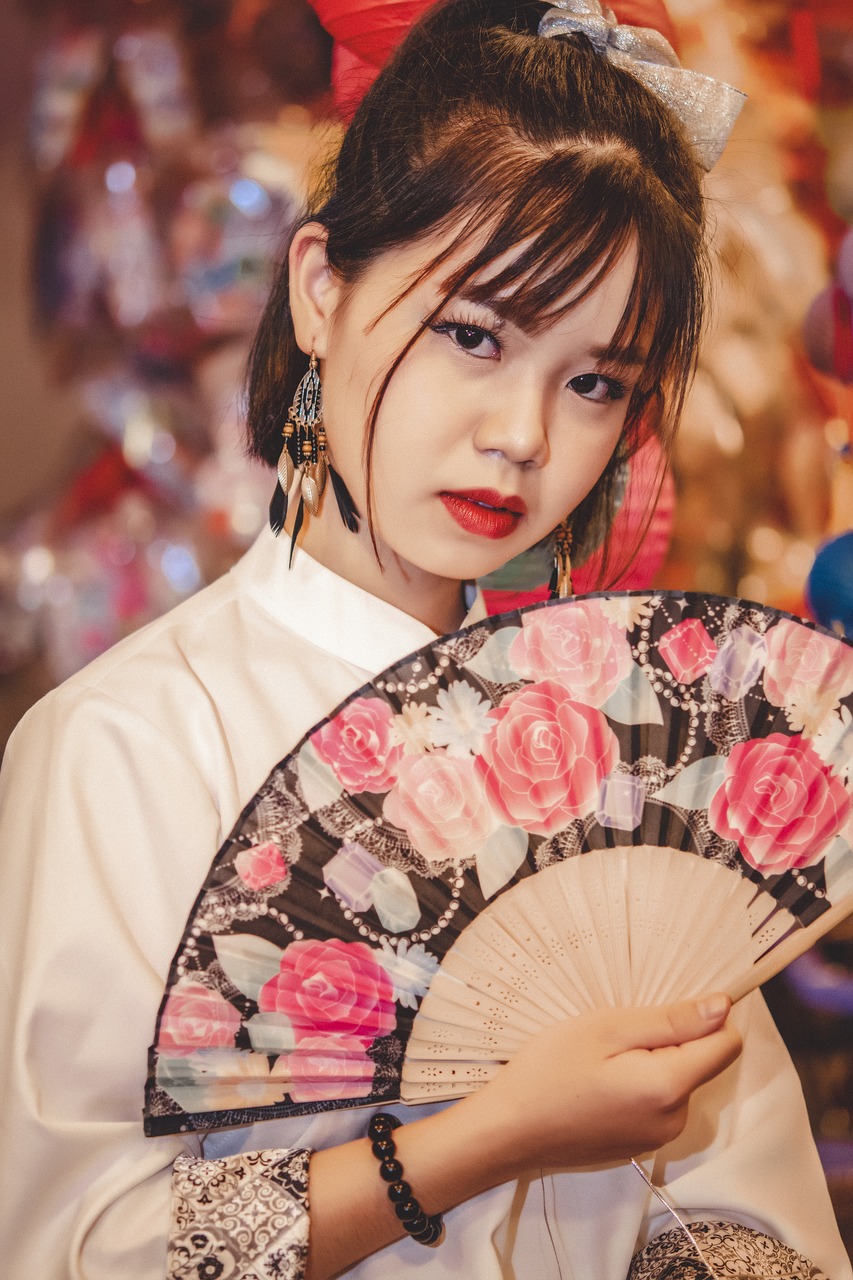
[549,521,574,599]
[269,352,360,558]
[269,352,326,536]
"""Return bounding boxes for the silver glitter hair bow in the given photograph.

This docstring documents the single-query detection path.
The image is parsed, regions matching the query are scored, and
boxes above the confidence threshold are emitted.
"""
[537,0,745,170]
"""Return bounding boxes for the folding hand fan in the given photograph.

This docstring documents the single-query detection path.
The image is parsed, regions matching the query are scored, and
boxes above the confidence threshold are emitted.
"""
[144,591,853,1135]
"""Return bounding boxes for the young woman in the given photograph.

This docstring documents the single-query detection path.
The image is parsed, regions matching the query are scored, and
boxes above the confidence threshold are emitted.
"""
[0,1,848,1278]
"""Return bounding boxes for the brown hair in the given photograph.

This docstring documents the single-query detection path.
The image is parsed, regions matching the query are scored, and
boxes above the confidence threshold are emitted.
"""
[246,0,707,579]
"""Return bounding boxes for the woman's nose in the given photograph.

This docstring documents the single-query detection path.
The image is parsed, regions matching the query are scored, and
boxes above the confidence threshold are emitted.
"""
[473,386,550,468]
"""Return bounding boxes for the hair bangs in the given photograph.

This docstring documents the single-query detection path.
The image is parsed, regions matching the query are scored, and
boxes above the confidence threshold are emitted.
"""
[427,136,700,425]
[425,137,698,389]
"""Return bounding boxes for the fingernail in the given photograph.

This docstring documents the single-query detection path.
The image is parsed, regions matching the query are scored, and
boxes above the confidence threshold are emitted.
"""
[698,994,729,1021]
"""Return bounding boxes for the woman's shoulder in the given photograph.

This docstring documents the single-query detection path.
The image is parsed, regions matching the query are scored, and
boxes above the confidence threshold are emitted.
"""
[22,568,242,731]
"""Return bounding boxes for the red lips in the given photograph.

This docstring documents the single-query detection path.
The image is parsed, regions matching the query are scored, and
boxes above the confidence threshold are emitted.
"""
[439,489,527,539]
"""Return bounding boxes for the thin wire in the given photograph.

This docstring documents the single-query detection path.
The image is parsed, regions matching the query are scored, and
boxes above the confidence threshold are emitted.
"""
[540,1171,565,1280]
[630,1159,722,1279]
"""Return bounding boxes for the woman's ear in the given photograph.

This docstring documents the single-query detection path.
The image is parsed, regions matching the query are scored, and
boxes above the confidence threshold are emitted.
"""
[288,223,342,359]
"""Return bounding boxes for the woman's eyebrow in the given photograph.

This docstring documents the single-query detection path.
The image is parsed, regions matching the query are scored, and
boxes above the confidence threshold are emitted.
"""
[588,342,648,368]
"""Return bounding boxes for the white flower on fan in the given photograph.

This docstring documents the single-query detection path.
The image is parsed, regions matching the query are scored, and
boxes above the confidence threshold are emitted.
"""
[597,595,654,631]
[377,938,440,1008]
[812,704,853,784]
[426,681,495,756]
[391,702,433,754]
[785,685,847,739]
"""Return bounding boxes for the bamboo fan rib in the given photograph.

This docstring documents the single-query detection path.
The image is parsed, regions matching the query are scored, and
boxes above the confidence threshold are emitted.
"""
[401,846,800,1101]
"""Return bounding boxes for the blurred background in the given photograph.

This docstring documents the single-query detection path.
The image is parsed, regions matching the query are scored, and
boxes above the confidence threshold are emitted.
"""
[0,0,851,1248]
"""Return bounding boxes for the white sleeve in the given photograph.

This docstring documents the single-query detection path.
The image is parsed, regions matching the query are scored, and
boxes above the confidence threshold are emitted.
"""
[0,688,310,1280]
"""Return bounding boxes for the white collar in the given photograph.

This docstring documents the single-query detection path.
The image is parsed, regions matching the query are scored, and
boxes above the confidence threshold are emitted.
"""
[231,527,487,675]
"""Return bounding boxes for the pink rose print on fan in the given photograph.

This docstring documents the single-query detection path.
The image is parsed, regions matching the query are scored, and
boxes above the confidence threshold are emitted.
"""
[477,679,619,835]
[158,980,241,1056]
[383,752,499,864]
[510,601,633,706]
[234,842,289,891]
[312,696,404,793]
[286,1033,375,1104]
[764,620,853,709]
[258,939,396,1045]
[709,733,852,876]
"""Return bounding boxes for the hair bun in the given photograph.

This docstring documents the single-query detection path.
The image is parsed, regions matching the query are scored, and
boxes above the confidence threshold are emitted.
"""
[310,0,680,117]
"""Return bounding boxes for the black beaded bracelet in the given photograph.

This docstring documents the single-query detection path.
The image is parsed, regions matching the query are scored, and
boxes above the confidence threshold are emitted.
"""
[367,1113,445,1247]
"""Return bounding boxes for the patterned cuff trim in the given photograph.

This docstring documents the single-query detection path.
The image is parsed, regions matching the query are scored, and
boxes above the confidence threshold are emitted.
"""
[628,1220,830,1280]
[168,1147,311,1280]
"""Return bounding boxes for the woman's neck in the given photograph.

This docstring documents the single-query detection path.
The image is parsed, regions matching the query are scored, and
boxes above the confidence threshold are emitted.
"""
[285,502,468,636]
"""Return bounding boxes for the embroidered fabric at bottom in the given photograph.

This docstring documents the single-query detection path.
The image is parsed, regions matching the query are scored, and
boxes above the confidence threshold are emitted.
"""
[168,1147,311,1280]
[628,1220,830,1280]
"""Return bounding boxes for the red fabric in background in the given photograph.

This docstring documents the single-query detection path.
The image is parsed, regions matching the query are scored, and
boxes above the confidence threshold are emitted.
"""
[790,5,821,100]
[312,0,429,63]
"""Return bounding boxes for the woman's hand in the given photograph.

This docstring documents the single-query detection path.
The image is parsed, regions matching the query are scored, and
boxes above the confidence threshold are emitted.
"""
[306,995,741,1280]
[460,994,743,1178]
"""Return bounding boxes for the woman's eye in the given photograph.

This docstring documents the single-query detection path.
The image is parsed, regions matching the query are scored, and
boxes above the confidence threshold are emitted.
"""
[569,373,627,404]
[432,322,499,358]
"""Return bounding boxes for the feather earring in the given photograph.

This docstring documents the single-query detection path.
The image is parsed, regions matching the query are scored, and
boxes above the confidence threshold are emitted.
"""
[269,352,327,537]
[288,491,305,568]
[329,463,360,533]
[269,353,362,547]
[269,413,295,536]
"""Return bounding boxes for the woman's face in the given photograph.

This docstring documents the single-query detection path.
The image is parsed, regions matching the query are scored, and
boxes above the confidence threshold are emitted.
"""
[293,226,643,627]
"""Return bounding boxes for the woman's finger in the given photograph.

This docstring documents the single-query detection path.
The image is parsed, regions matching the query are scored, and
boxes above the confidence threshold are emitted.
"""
[605,993,732,1054]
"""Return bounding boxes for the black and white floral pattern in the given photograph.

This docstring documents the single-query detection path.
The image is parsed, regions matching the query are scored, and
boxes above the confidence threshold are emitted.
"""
[628,1221,830,1279]
[168,1148,310,1280]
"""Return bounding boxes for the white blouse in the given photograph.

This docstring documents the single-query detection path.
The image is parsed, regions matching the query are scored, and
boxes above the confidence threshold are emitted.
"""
[0,526,849,1280]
